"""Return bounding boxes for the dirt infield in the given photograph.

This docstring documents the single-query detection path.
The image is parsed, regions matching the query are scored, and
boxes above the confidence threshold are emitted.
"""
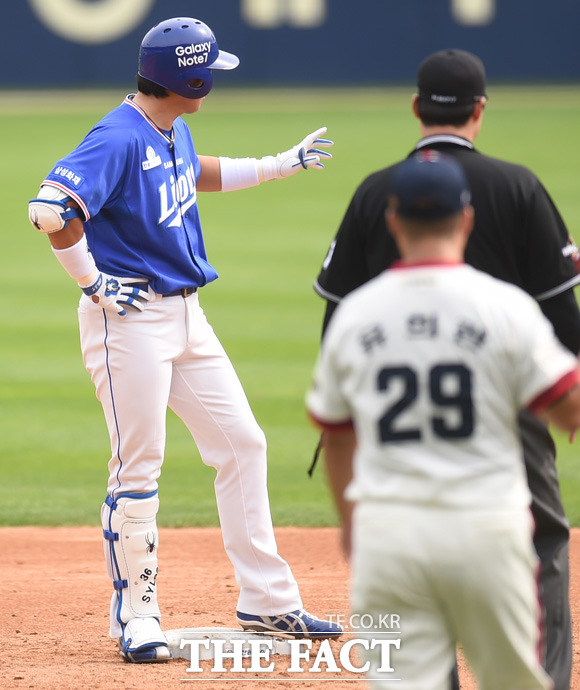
[4,526,580,689]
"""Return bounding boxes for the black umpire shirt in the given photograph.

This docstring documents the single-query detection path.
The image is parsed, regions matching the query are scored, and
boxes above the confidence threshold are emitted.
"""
[315,135,580,353]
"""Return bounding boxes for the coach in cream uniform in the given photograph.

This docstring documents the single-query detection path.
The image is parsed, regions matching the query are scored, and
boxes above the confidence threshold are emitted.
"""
[307,153,580,690]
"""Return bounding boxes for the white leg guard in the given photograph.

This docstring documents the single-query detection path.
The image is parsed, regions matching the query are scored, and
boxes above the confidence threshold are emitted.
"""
[101,492,169,661]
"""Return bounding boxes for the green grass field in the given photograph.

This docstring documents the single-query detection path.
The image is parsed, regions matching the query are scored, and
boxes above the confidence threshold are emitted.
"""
[1,85,580,527]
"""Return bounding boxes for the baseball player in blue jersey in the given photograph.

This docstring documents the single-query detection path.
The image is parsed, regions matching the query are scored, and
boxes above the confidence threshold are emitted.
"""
[28,17,341,663]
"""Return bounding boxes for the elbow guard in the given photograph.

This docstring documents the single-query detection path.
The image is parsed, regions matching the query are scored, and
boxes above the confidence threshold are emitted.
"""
[29,185,80,233]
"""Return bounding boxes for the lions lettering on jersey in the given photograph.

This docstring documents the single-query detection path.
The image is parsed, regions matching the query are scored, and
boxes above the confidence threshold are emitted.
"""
[140,142,198,227]
[158,163,197,227]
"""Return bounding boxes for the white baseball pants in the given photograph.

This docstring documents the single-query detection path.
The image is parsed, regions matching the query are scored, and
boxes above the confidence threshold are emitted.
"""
[78,290,302,619]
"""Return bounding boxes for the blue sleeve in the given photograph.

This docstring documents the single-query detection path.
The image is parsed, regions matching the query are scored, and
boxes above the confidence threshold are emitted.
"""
[43,123,131,220]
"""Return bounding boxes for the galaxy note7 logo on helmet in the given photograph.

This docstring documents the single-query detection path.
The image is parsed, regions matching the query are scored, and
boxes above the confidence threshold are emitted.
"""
[175,42,211,67]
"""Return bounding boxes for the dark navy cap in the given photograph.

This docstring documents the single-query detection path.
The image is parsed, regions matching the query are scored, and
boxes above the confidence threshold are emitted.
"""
[417,49,487,106]
[391,151,472,220]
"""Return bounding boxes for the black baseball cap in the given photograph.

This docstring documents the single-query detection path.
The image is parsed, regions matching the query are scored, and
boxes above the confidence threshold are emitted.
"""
[417,49,487,105]
[391,151,472,220]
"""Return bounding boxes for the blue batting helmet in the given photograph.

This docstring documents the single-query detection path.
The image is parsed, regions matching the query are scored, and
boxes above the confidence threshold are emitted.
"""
[138,17,239,99]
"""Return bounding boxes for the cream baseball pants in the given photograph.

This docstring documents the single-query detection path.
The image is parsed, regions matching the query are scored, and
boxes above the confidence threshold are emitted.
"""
[351,502,552,690]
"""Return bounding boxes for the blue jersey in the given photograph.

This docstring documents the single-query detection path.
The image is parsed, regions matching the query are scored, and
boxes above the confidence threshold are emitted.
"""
[42,95,218,294]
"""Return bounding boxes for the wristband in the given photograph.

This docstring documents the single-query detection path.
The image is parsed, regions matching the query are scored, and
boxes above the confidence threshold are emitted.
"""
[80,272,103,295]
[51,234,97,282]
[256,156,279,182]
[218,157,260,192]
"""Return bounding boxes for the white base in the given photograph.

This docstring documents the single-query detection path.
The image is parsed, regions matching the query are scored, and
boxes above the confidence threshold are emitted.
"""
[166,627,293,660]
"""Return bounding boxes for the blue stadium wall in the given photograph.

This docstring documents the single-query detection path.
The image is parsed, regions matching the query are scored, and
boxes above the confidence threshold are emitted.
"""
[2,0,579,88]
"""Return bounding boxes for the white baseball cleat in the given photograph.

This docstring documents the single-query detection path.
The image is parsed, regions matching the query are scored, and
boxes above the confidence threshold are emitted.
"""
[119,640,171,663]
[118,617,171,663]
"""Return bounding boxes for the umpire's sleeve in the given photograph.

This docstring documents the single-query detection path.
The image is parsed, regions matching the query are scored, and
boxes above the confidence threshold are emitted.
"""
[314,195,372,339]
[539,290,580,355]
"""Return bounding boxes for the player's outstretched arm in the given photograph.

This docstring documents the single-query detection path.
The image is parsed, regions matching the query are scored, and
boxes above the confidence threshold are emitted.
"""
[201,127,334,193]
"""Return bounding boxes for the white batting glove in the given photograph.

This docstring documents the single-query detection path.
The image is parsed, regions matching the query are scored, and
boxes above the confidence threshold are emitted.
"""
[79,272,150,317]
[259,127,333,181]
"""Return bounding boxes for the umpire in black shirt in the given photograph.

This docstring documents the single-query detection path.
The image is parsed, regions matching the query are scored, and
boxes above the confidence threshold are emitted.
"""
[315,49,580,690]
